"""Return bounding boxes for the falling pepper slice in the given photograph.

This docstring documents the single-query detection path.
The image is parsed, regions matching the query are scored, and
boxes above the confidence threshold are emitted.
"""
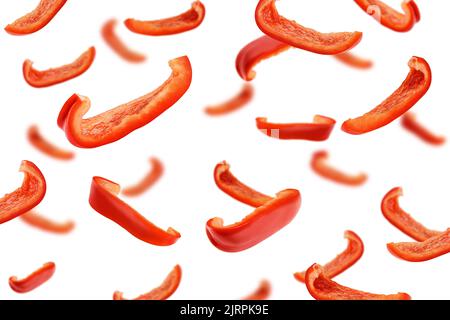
[21,211,75,234]
[89,176,180,246]
[27,125,74,160]
[256,115,336,141]
[123,157,164,197]
[334,52,373,69]
[305,264,411,300]
[0,161,46,224]
[9,262,55,293]
[255,0,362,55]
[113,265,181,300]
[5,0,67,35]
[125,1,206,36]
[342,56,431,135]
[401,113,445,146]
[242,280,271,300]
[204,84,254,116]
[57,56,192,148]
[294,231,364,283]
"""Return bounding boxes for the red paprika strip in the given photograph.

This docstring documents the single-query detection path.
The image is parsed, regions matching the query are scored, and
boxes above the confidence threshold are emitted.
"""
[354,0,420,32]
[113,265,181,300]
[125,1,206,36]
[204,84,254,116]
[0,161,46,224]
[27,125,74,160]
[311,151,367,186]
[242,280,271,300]
[381,187,441,241]
[294,231,364,283]
[89,176,180,246]
[101,19,146,63]
[255,0,362,55]
[305,264,411,300]
[342,56,431,134]
[57,56,192,148]
[123,157,164,197]
[387,229,450,262]
[21,211,74,234]
[401,113,445,146]
[256,115,336,141]
[9,262,55,293]
[334,52,373,69]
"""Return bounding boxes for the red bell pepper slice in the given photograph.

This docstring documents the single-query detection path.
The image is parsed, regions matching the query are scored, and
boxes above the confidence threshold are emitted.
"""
[0,161,46,224]
[401,113,445,146]
[256,115,336,141]
[57,56,192,148]
[101,19,146,63]
[381,187,441,241]
[354,0,420,32]
[342,56,431,135]
[89,176,180,246]
[242,280,271,300]
[21,211,75,234]
[255,0,362,55]
[9,262,55,293]
[294,231,364,283]
[204,84,254,116]
[334,52,373,69]
[27,125,74,160]
[125,1,206,36]
[305,264,411,300]
[5,0,67,35]
[113,265,181,300]
[214,161,273,208]
[311,151,367,186]
[123,157,164,197]
[236,35,290,81]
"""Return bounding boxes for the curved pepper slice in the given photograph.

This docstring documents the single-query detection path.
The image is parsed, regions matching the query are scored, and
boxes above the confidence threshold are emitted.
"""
[101,19,146,63]
[205,84,254,116]
[125,1,206,36]
[9,262,55,293]
[401,113,445,146]
[242,280,271,300]
[311,151,367,186]
[113,265,181,300]
[27,125,74,160]
[255,0,362,55]
[256,115,336,141]
[381,187,441,241]
[89,176,180,246]
[305,264,411,300]
[123,157,164,197]
[354,0,420,32]
[214,161,273,208]
[57,56,192,148]
[0,161,46,224]
[334,52,373,69]
[294,231,364,283]
[5,0,67,35]
[342,56,431,134]
[21,211,74,234]
[387,229,450,262]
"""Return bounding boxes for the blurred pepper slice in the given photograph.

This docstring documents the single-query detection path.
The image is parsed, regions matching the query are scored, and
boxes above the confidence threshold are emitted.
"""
[334,52,373,69]
[242,280,271,300]
[401,113,445,146]
[9,262,55,293]
[21,211,75,234]
[123,157,164,197]
[27,125,74,160]
[205,84,254,116]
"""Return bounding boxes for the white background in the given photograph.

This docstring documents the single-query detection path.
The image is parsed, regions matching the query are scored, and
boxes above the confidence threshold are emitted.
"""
[0,0,448,300]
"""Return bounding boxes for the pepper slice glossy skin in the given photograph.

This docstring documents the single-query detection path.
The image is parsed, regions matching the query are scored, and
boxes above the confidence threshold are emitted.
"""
[123,157,164,197]
[57,56,192,148]
[255,0,362,55]
[5,0,67,35]
[242,280,271,300]
[206,189,301,252]
[342,56,431,135]
[311,151,367,186]
[89,177,180,246]
[294,231,364,283]
[125,1,206,36]
[21,211,74,234]
[101,19,146,63]
[334,52,373,69]
[114,265,181,300]
[354,0,420,32]
[0,161,46,224]
[305,264,411,300]
[401,113,445,146]
[205,84,254,116]
[9,262,55,293]
[381,187,441,241]
[256,115,336,141]
[27,125,74,160]
[387,229,450,262]
[236,35,290,81]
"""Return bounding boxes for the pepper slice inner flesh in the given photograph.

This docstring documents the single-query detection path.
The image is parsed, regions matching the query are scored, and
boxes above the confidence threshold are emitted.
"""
[205,84,254,116]
[21,211,75,234]
[242,280,271,300]
[334,52,373,69]
[27,125,74,160]
[123,157,164,197]
[401,113,445,146]
[9,262,56,293]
